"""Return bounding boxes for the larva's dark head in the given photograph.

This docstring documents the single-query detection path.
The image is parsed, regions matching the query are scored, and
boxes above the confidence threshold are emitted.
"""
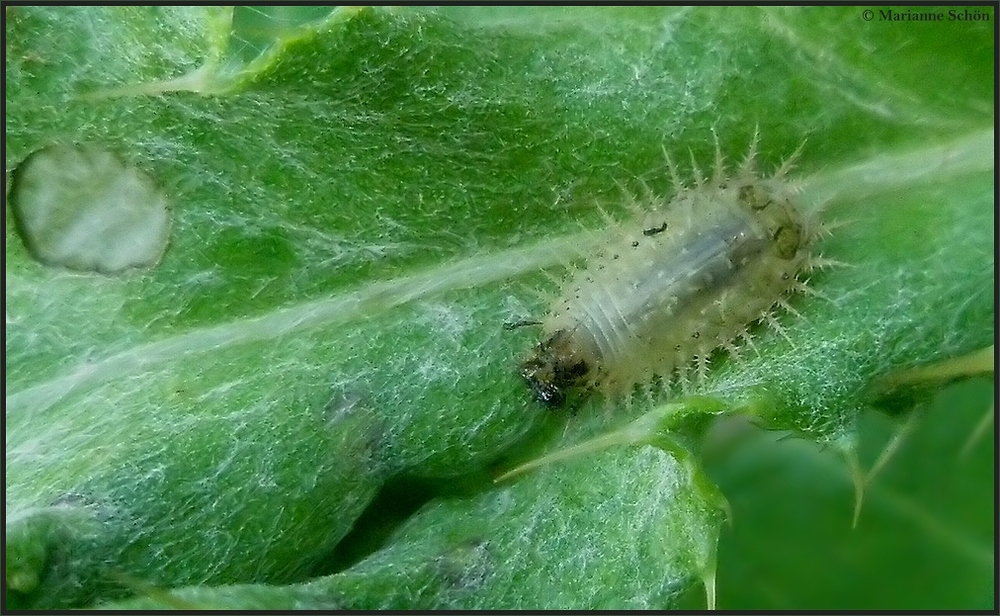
[520,362,566,407]
[520,329,590,409]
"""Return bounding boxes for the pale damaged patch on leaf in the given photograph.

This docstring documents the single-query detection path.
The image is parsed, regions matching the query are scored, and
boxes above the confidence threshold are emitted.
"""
[9,144,171,274]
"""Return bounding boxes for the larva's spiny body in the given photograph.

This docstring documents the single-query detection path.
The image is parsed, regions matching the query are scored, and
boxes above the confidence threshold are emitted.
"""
[521,133,824,408]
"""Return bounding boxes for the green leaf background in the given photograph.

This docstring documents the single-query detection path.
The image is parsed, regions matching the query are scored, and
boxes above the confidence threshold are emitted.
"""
[4,6,993,609]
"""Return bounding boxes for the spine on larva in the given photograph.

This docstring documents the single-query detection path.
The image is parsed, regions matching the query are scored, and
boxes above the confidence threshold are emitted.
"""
[521,135,820,408]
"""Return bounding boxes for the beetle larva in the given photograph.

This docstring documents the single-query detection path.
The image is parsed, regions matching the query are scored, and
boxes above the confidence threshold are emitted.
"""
[521,133,823,408]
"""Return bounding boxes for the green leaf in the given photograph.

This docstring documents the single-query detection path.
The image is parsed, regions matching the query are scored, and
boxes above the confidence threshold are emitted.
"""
[686,378,995,610]
[5,6,993,609]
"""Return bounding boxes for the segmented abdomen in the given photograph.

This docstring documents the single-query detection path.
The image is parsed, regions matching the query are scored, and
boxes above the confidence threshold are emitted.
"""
[541,166,812,400]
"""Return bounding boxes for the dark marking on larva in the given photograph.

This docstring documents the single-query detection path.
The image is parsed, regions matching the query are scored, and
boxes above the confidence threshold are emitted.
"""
[520,132,823,409]
[504,319,542,331]
[739,183,772,211]
[773,223,803,259]
[642,222,668,236]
